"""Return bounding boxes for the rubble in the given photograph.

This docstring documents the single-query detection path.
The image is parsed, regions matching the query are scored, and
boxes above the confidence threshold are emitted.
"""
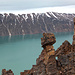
[2,69,14,75]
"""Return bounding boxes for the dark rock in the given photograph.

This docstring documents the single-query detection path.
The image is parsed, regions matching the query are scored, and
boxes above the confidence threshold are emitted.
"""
[41,33,56,48]
[2,69,14,75]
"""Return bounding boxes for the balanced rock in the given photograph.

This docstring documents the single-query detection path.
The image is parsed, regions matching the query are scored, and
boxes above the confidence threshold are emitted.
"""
[41,33,56,48]
[20,33,57,75]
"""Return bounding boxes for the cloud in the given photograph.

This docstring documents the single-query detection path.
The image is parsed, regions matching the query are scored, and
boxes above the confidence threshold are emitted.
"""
[0,0,75,10]
[0,5,75,14]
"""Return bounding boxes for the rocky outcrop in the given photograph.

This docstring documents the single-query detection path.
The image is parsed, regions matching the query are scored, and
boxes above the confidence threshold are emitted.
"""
[2,69,14,75]
[20,31,75,75]
[55,40,72,56]
[20,33,57,75]
[55,41,74,75]
[0,12,75,36]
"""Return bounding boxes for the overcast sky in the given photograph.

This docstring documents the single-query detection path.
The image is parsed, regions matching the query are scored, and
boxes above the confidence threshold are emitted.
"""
[0,0,75,10]
[0,0,75,14]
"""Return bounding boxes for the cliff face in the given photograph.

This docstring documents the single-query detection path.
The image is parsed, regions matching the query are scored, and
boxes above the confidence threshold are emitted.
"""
[20,32,75,75]
[0,12,75,36]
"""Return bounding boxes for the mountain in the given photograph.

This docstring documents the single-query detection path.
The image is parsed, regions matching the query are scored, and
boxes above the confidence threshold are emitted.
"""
[0,12,75,36]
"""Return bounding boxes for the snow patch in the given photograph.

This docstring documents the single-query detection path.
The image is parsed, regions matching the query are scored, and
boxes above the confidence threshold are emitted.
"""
[41,13,45,16]
[49,12,58,19]
[11,23,12,25]
[22,29,24,32]
[37,14,40,20]
[22,15,26,21]
[30,13,34,24]
[15,19,16,25]
[30,13,33,20]
[25,14,28,20]
[45,12,51,17]
[21,25,23,28]
[2,19,3,23]
[53,25,55,29]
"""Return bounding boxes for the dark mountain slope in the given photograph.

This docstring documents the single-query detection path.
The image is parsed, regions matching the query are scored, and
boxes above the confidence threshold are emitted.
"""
[0,12,75,36]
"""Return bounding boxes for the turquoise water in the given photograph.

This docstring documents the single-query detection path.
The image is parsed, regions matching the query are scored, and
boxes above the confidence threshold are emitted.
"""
[0,32,73,75]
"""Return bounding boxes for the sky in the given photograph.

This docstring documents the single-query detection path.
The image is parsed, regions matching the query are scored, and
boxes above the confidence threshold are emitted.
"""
[0,0,75,14]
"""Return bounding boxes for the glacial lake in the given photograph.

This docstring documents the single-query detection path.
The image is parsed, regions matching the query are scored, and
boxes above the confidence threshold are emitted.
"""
[0,32,73,75]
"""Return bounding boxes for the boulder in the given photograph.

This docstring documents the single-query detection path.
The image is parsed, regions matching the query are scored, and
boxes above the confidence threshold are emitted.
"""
[2,69,14,75]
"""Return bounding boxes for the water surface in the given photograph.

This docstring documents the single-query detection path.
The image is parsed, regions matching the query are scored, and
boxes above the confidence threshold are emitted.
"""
[0,32,73,75]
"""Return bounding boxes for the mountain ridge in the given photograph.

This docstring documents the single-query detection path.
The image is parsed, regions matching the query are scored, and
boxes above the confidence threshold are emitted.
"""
[0,12,75,36]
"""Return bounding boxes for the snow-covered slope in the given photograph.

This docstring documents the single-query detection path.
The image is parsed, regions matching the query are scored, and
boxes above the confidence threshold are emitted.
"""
[0,12,75,36]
